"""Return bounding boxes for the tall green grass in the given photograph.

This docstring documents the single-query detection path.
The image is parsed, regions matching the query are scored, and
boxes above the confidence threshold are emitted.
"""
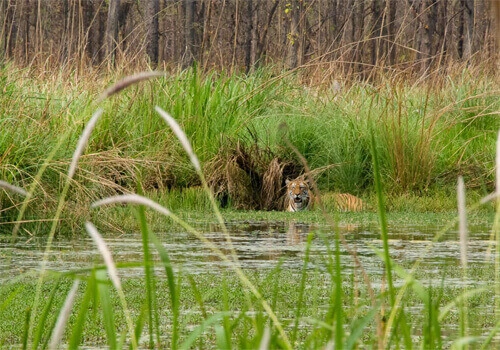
[1,65,498,230]
[1,69,500,348]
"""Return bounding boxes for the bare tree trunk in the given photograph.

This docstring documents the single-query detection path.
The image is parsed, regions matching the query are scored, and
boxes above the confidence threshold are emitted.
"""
[106,0,121,67]
[182,0,196,68]
[118,0,132,51]
[200,0,212,66]
[494,0,500,48]
[251,1,258,67]
[425,0,438,70]
[286,0,300,69]
[96,0,107,64]
[257,0,280,62]
[244,0,258,72]
[385,0,396,65]
[436,0,449,67]
[22,0,31,63]
[354,0,365,75]
[145,0,160,66]
[370,0,383,68]
[244,0,252,72]
[462,0,475,61]
[83,0,94,63]
[0,0,6,59]
[59,1,72,64]
[410,0,436,73]
[231,0,240,71]
[341,0,354,75]
[419,0,431,72]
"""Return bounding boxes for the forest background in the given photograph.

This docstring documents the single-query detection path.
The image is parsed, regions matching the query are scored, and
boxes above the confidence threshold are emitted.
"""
[0,0,496,75]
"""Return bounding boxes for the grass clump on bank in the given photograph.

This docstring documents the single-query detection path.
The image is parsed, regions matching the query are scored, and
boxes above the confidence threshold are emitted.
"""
[1,64,498,234]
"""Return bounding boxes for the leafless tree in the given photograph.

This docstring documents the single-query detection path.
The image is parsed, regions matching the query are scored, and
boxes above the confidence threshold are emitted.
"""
[145,0,160,66]
[106,0,120,67]
[0,0,496,78]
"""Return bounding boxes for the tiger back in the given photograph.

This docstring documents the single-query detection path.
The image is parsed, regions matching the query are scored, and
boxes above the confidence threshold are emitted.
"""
[331,193,366,212]
[285,179,313,212]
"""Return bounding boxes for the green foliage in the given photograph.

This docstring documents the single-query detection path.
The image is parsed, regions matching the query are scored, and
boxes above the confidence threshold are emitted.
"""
[0,66,499,347]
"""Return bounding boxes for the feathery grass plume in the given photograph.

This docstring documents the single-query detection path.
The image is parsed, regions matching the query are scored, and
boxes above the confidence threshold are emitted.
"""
[0,180,27,197]
[258,327,271,350]
[154,106,201,172]
[495,130,500,321]
[48,280,80,350]
[92,194,171,216]
[85,222,122,290]
[28,110,103,344]
[457,176,468,268]
[457,176,469,340]
[155,104,240,268]
[98,71,165,102]
[85,221,138,350]
[497,130,500,197]
[91,193,292,349]
[68,108,104,179]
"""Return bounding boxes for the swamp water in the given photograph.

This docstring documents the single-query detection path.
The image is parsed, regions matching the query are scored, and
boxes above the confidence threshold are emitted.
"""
[1,219,495,282]
[1,217,498,345]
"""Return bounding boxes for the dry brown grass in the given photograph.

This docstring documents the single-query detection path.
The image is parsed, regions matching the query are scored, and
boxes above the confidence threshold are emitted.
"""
[205,140,301,211]
[204,138,344,211]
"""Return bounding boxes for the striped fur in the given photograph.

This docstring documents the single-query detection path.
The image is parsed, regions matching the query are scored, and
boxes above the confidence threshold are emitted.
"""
[285,179,312,212]
[331,193,365,212]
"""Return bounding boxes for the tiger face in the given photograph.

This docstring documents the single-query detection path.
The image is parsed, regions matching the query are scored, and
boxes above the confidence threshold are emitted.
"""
[285,179,311,212]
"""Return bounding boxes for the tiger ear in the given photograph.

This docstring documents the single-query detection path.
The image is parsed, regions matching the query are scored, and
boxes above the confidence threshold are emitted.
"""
[285,179,290,185]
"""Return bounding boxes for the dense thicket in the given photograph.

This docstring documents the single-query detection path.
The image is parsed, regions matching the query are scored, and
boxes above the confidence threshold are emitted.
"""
[0,0,497,77]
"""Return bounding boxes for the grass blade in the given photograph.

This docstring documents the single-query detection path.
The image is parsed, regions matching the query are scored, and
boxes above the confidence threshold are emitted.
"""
[495,130,500,320]
[135,204,157,348]
[150,232,179,349]
[259,327,271,350]
[457,176,468,269]
[0,180,27,196]
[291,233,313,343]
[333,226,344,347]
[68,108,104,179]
[98,71,165,101]
[68,273,96,349]
[370,130,413,348]
[370,131,394,305]
[457,176,469,341]
[48,280,80,350]
[31,278,63,350]
[346,305,379,350]
[85,221,138,349]
[155,106,201,172]
[179,312,232,350]
[92,193,292,349]
[96,269,117,350]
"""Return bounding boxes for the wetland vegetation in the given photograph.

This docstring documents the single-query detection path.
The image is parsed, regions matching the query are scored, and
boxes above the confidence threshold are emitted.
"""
[0,63,499,348]
[2,1,500,348]
[0,63,498,233]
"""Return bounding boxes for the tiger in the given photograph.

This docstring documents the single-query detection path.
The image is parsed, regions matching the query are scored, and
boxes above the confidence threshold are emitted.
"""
[330,193,366,212]
[285,178,366,212]
[285,179,313,212]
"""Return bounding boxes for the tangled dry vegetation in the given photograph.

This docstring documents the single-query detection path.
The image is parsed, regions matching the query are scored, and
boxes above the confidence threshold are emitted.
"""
[205,138,302,211]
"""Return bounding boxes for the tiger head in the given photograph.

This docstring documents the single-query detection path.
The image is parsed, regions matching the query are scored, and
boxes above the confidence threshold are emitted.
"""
[285,179,311,212]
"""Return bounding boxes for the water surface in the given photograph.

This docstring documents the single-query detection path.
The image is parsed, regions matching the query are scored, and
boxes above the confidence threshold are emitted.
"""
[1,219,495,285]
